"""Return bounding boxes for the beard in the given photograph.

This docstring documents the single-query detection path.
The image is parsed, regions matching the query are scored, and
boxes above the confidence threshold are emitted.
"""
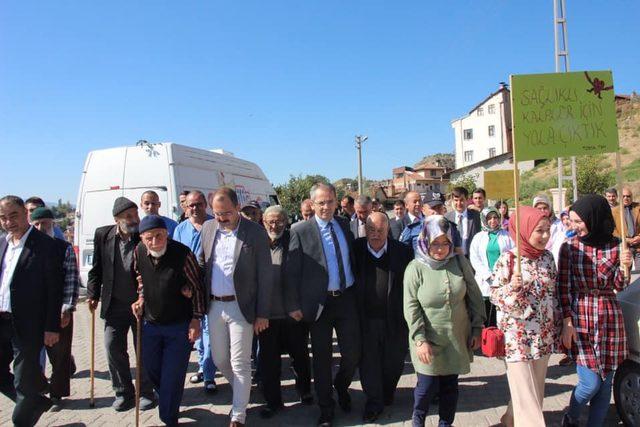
[119,221,138,234]
[44,227,55,238]
[267,230,284,240]
[148,246,167,258]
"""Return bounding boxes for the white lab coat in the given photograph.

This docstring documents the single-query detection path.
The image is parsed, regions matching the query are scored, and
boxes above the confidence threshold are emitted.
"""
[469,230,514,297]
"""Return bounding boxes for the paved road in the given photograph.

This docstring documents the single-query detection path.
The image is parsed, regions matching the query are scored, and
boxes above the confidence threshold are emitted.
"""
[0,299,623,426]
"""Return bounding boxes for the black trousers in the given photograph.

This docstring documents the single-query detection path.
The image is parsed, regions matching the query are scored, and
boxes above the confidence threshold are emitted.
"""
[104,301,153,398]
[360,318,408,412]
[0,317,50,427]
[258,317,311,408]
[412,373,459,427]
[45,314,73,397]
[309,288,361,416]
[484,298,497,328]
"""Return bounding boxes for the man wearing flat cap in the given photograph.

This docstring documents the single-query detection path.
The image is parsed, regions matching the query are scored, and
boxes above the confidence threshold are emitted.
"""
[30,207,80,408]
[131,215,205,426]
[86,197,155,411]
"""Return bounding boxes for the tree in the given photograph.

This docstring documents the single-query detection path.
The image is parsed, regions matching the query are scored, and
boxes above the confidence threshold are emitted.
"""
[448,173,479,196]
[576,155,615,196]
[274,174,331,217]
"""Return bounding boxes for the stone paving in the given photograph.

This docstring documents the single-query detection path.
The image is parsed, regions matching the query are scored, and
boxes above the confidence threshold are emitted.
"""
[0,298,623,426]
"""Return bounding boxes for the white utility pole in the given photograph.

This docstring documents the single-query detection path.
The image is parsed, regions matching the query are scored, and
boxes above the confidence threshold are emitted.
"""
[554,0,578,211]
[355,135,368,195]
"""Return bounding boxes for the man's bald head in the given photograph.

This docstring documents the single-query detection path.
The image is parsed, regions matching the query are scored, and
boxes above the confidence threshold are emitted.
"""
[366,211,389,251]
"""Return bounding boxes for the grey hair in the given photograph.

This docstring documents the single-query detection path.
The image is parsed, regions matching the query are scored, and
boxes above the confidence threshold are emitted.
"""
[309,183,336,200]
[264,205,288,223]
[355,195,372,207]
[0,195,24,208]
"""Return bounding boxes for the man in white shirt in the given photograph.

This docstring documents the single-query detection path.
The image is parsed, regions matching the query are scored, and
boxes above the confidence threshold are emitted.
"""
[445,187,481,257]
[350,196,372,239]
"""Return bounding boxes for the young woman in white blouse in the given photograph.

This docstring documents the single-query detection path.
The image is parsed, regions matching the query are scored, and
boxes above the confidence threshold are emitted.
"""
[469,207,513,326]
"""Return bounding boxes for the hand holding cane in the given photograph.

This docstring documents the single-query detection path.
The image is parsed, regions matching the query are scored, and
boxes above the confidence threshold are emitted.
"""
[88,300,96,408]
[133,299,143,427]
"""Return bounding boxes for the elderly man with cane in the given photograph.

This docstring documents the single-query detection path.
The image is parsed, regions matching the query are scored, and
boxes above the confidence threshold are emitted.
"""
[131,215,205,426]
[86,197,155,411]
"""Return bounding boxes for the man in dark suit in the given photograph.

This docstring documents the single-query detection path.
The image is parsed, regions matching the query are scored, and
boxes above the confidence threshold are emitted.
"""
[353,212,413,422]
[198,187,274,427]
[285,183,360,427]
[444,187,481,257]
[389,200,409,240]
[350,195,372,239]
[86,197,154,412]
[0,195,62,426]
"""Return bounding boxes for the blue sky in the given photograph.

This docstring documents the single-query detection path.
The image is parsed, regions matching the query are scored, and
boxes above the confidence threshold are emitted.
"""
[1,1,638,202]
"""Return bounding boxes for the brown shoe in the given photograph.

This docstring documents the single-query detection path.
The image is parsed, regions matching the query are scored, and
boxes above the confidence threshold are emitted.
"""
[559,355,574,366]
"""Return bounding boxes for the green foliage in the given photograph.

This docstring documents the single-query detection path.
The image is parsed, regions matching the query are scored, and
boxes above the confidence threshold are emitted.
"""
[576,155,615,196]
[333,177,358,200]
[624,158,640,182]
[448,173,479,196]
[415,153,455,170]
[274,174,330,216]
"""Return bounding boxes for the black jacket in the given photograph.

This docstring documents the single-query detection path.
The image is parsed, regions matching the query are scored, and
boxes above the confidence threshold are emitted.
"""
[0,227,63,348]
[352,237,413,333]
[87,225,140,319]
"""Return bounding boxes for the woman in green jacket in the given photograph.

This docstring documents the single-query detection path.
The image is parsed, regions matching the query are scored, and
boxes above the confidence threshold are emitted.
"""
[404,215,486,427]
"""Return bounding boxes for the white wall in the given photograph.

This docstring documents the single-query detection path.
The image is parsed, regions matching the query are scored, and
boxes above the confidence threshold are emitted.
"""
[452,90,509,169]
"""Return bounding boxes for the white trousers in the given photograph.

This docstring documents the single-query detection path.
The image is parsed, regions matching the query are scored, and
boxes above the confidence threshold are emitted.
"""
[208,300,254,423]
[505,355,550,427]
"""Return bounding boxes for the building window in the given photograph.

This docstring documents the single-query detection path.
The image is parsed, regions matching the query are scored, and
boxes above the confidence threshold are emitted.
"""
[488,147,496,158]
[488,104,496,114]
[477,107,484,116]
[464,150,473,163]
[463,129,473,140]
[488,125,495,137]
[430,169,437,177]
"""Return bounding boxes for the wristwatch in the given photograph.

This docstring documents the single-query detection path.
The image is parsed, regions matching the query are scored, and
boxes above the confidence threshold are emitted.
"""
[415,339,425,347]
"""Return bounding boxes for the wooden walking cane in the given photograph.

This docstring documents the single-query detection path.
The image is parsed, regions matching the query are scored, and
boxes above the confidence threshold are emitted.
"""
[135,314,142,427]
[616,151,630,279]
[89,308,95,408]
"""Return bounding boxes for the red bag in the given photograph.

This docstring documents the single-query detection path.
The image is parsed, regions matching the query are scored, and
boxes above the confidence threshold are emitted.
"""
[480,251,513,358]
[481,327,505,357]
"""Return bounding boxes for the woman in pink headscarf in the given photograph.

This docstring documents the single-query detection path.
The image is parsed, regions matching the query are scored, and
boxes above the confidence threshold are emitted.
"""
[490,206,561,427]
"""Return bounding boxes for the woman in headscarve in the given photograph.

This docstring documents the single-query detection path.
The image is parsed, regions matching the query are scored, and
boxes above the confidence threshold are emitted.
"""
[490,206,561,427]
[558,195,632,427]
[403,215,485,427]
[469,207,514,327]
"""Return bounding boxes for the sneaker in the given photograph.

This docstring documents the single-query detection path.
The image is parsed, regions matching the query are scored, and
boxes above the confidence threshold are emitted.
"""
[189,372,204,384]
[559,355,574,366]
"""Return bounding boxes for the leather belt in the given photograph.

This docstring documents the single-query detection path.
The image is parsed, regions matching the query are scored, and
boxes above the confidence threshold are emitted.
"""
[211,295,236,302]
[0,312,12,320]
[327,290,343,297]
[577,289,616,298]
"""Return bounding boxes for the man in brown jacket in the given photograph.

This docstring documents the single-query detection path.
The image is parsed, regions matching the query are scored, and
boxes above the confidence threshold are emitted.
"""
[613,187,640,266]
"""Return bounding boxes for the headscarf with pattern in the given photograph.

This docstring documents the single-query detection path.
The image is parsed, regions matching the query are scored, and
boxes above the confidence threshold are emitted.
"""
[415,215,456,269]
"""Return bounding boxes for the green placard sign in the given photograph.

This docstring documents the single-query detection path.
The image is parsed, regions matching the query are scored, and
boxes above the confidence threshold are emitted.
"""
[510,70,619,161]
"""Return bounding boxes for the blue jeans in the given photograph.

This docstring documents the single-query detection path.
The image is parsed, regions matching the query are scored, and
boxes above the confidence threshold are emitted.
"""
[142,320,192,426]
[567,364,614,427]
[412,373,458,427]
[195,315,217,381]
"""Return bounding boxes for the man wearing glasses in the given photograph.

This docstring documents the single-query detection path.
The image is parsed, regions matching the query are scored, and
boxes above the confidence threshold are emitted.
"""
[613,187,640,267]
[173,191,218,394]
[199,187,273,426]
[285,183,360,427]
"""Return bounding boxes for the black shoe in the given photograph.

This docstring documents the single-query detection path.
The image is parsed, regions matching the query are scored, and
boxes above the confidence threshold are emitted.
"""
[383,395,394,406]
[317,413,333,427]
[259,404,283,419]
[49,396,64,412]
[362,408,382,423]
[335,388,351,413]
[112,396,135,412]
[139,395,156,411]
[300,392,314,405]
[562,413,578,427]
[204,380,218,394]
[189,372,204,384]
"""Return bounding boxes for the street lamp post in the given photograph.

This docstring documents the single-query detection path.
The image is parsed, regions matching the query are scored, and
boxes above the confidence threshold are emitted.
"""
[355,135,368,195]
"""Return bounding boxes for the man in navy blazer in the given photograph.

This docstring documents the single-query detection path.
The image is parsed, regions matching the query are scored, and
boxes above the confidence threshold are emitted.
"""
[0,195,63,426]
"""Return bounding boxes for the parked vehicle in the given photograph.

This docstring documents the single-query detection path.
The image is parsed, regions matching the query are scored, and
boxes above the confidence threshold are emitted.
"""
[74,142,277,285]
[614,273,640,426]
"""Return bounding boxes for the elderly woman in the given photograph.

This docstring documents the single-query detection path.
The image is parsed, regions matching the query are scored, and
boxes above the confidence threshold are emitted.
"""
[404,215,486,427]
[469,207,513,327]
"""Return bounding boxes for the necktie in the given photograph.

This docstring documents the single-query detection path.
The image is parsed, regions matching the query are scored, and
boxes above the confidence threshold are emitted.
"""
[328,222,347,290]
[625,206,635,238]
[457,213,463,230]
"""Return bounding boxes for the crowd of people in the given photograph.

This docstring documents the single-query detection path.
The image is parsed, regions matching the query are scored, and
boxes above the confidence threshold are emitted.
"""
[0,182,636,427]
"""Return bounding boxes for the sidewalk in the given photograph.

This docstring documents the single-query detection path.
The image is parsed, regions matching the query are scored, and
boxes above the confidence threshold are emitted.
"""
[0,301,622,426]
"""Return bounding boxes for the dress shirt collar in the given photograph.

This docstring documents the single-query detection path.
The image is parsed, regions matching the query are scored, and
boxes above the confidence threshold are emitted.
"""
[367,241,388,259]
[6,226,33,247]
[455,209,468,220]
[218,217,241,236]
[314,215,336,229]
[407,213,422,223]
